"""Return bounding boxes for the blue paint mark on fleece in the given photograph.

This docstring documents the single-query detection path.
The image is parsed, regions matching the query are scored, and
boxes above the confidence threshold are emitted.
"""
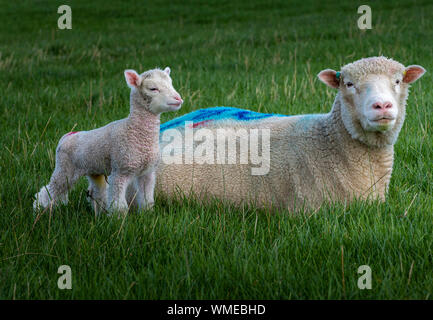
[160,106,288,132]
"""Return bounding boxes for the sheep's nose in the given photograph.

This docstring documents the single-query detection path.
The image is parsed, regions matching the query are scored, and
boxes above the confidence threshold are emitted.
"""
[174,95,183,104]
[372,102,393,110]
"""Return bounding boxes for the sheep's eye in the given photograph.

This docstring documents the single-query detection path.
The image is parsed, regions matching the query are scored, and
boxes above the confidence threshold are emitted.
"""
[150,88,159,91]
[395,79,400,85]
[346,82,353,88]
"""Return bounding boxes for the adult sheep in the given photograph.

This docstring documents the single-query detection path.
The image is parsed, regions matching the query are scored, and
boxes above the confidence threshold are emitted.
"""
[154,57,425,210]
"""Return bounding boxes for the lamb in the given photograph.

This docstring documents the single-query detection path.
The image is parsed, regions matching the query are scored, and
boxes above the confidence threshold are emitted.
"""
[34,67,183,215]
[155,57,425,211]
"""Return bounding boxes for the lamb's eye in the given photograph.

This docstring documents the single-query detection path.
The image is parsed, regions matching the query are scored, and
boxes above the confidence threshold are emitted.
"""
[150,88,159,91]
[395,79,400,85]
[346,82,353,88]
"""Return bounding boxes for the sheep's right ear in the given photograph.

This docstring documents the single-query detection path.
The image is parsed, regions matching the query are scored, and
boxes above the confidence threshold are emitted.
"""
[318,69,340,89]
[124,69,142,88]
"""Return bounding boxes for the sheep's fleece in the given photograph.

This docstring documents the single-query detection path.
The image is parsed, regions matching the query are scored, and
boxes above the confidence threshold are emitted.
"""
[156,57,426,210]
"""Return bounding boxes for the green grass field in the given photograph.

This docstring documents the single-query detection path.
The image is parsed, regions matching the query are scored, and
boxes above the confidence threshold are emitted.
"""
[1,0,432,299]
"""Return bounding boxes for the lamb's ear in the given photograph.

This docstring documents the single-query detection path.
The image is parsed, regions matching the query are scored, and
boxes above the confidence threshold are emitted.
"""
[124,69,142,88]
[164,67,171,75]
[403,65,426,84]
[318,69,340,89]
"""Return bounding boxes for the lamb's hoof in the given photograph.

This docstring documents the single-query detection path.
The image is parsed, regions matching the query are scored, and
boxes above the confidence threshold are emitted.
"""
[107,210,128,219]
[33,199,42,213]
[33,190,51,212]
[137,202,154,213]
[107,204,129,218]
[145,202,155,211]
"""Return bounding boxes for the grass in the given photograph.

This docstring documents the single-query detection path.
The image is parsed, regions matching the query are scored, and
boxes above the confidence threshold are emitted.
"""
[0,0,432,299]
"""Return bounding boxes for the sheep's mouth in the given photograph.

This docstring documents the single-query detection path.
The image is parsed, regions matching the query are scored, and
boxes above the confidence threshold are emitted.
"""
[366,117,396,132]
[369,114,396,122]
[371,118,395,124]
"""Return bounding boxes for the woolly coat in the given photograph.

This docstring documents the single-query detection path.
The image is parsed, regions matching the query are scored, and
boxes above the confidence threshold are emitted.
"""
[155,104,394,210]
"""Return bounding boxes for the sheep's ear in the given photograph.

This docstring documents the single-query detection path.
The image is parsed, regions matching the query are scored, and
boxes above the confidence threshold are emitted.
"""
[318,69,340,89]
[124,69,142,88]
[403,65,426,84]
[164,67,171,75]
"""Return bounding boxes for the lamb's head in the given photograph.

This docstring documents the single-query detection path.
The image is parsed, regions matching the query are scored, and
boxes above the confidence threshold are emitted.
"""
[318,56,425,147]
[124,67,183,114]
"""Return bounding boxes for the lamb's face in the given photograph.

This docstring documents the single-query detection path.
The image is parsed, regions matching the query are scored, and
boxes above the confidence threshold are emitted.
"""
[318,57,425,146]
[125,67,183,114]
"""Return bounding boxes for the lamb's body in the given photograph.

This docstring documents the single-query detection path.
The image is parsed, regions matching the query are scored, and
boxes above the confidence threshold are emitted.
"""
[59,114,159,178]
[34,67,183,214]
[55,111,159,212]
[156,57,425,210]
[156,105,393,210]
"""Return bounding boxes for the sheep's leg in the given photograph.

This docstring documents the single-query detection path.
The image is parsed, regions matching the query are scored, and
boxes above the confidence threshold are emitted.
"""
[86,174,108,215]
[107,173,131,215]
[33,157,81,211]
[143,170,156,210]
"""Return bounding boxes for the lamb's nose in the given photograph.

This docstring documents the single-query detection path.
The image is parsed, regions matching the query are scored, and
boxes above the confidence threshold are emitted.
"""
[174,95,183,104]
[372,102,393,110]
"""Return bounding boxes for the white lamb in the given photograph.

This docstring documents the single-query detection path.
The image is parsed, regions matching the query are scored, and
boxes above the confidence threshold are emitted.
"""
[33,67,183,215]
[155,57,426,210]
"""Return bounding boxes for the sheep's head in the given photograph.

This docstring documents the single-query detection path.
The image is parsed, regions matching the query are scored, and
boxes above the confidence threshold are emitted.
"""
[318,56,425,147]
[124,67,183,114]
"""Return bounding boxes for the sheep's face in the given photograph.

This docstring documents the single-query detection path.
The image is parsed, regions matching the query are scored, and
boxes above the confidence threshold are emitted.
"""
[125,67,183,114]
[318,57,425,146]
[340,73,402,133]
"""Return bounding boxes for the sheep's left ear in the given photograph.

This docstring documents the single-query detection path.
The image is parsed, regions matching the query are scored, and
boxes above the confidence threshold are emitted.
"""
[403,65,426,84]
[164,67,171,75]
[318,69,340,89]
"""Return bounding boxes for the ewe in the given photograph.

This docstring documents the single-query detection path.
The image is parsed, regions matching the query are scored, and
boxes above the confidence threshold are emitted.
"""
[34,67,183,215]
[156,57,425,210]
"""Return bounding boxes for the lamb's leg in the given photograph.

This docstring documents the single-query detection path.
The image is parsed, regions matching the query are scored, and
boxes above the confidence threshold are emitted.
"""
[86,174,108,215]
[33,156,81,211]
[107,173,131,215]
[143,170,156,210]
[131,170,155,211]
[131,176,145,211]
